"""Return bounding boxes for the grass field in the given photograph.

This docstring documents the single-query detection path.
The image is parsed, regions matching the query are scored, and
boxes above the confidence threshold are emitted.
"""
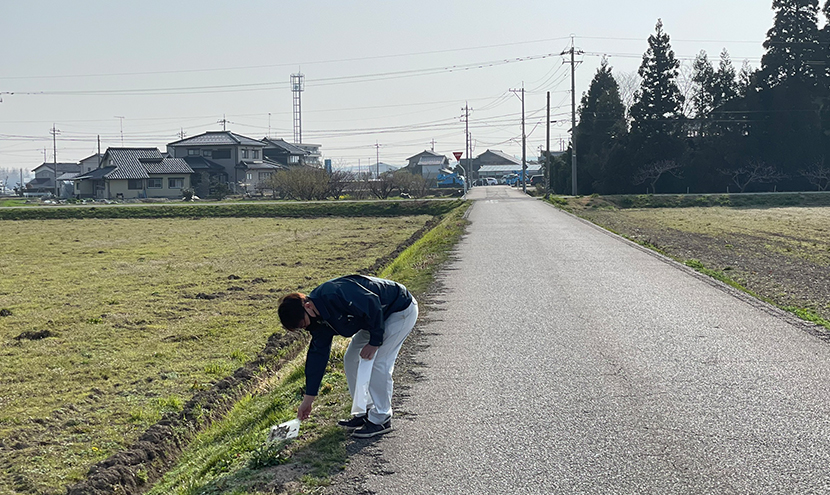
[0,214,435,494]
[560,196,830,327]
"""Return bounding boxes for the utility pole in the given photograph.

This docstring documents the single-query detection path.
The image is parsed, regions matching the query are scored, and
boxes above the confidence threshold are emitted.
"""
[114,116,124,146]
[50,124,60,197]
[375,141,381,178]
[461,103,472,193]
[430,139,436,151]
[546,91,551,196]
[561,37,583,196]
[218,115,229,131]
[509,84,527,193]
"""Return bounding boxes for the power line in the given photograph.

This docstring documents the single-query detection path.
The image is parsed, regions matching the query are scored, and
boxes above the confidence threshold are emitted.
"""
[2,52,561,97]
[0,37,575,81]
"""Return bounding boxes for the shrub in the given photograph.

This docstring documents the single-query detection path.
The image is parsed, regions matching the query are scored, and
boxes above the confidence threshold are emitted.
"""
[267,167,330,200]
[209,179,232,200]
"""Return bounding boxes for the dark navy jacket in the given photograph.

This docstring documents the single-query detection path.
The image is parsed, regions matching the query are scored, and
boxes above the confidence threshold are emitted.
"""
[304,275,412,396]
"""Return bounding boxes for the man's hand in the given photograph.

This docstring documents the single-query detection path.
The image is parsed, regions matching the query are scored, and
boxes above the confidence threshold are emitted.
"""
[360,344,379,360]
[298,394,315,420]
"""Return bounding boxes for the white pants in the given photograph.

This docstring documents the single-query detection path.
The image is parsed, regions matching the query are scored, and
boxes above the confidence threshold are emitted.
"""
[344,299,418,425]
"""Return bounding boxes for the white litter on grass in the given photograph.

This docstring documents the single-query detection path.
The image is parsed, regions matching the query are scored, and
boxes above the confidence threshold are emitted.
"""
[351,357,375,416]
[268,418,300,443]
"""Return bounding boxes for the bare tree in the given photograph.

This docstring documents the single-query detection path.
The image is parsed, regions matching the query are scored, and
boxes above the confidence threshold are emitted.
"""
[327,170,353,199]
[348,177,371,199]
[632,160,683,194]
[675,60,698,117]
[267,167,330,200]
[367,172,397,199]
[614,70,642,118]
[719,160,787,193]
[390,170,429,198]
[800,158,830,191]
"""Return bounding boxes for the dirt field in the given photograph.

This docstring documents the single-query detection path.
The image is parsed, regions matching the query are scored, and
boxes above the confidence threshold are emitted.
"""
[566,197,830,324]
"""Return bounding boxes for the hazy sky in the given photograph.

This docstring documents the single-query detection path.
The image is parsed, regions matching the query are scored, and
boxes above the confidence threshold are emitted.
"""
[0,1,775,172]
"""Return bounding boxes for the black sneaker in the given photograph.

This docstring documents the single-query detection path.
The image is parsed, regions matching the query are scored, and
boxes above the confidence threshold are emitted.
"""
[352,420,392,438]
[337,415,367,429]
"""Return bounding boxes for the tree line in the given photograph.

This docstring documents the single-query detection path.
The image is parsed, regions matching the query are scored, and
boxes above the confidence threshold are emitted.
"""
[262,167,431,200]
[545,0,830,195]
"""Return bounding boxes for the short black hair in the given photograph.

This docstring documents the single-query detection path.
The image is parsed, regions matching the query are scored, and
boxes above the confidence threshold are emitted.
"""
[278,292,306,330]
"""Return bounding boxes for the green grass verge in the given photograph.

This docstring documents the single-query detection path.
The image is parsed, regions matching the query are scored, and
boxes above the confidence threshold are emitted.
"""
[683,259,763,297]
[379,203,470,293]
[0,199,30,207]
[0,199,463,220]
[147,202,471,494]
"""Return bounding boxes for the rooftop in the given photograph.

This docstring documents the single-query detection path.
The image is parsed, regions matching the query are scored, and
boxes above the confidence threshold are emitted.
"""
[169,131,265,148]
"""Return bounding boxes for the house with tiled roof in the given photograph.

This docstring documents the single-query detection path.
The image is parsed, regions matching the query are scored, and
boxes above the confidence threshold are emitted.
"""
[261,138,310,167]
[260,138,323,167]
[404,150,450,180]
[79,153,103,174]
[73,148,194,199]
[25,162,81,196]
[236,158,287,194]
[167,131,266,192]
[464,149,539,182]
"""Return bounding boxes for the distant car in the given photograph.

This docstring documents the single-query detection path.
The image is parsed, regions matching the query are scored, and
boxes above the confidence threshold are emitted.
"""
[485,178,498,185]
[530,175,545,186]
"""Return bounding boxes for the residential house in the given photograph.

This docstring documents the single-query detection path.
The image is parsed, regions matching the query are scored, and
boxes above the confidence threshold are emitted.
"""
[25,162,80,197]
[405,150,449,181]
[465,149,538,182]
[182,156,228,198]
[79,153,103,174]
[73,148,193,200]
[236,159,286,195]
[167,131,266,192]
[261,138,308,167]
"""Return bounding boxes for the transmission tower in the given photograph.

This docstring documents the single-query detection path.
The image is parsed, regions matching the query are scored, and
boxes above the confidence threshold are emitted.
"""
[291,73,305,143]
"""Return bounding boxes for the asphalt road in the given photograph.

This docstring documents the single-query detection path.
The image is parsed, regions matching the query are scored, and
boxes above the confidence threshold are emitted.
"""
[329,185,830,494]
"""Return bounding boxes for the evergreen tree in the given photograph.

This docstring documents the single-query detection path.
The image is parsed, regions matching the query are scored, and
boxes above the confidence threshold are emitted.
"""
[694,50,741,137]
[759,0,821,90]
[574,57,627,193]
[691,51,716,119]
[817,1,830,146]
[736,60,756,98]
[755,0,824,179]
[822,1,830,89]
[630,19,685,140]
[713,50,739,109]
[628,19,686,183]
